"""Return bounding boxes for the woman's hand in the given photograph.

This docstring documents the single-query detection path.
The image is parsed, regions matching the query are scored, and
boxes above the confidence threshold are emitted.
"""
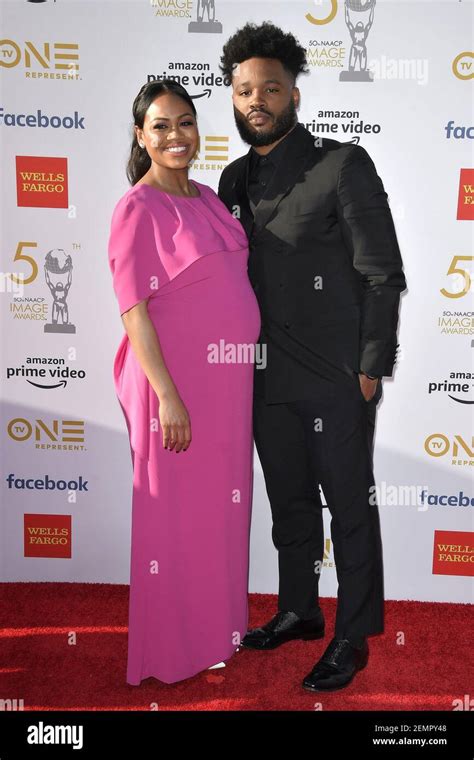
[120,301,192,453]
[159,391,192,452]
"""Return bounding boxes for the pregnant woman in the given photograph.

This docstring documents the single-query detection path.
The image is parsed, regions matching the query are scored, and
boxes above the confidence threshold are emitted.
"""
[107,80,261,685]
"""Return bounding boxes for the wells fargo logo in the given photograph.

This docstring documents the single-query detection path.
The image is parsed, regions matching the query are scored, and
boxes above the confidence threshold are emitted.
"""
[24,514,71,558]
[424,434,473,467]
[457,168,474,221]
[0,39,79,79]
[452,51,474,80]
[432,530,473,577]
[16,156,68,208]
[8,418,85,451]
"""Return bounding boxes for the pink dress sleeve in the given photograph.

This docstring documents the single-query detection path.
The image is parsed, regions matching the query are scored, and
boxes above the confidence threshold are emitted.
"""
[108,193,164,316]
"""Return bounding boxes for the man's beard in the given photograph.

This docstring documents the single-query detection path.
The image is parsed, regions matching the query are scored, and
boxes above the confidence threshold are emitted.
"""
[233,99,297,147]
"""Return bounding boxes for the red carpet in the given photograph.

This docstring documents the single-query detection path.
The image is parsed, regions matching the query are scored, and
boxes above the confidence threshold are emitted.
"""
[0,583,470,711]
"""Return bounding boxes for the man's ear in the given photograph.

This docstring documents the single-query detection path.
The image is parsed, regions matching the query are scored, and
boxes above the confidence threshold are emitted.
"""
[292,86,300,110]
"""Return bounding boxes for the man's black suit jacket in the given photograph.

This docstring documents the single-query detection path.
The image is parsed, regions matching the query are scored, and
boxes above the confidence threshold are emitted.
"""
[217,122,407,403]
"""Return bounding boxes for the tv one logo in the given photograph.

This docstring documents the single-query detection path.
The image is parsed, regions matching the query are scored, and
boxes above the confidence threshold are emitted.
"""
[425,434,473,466]
[7,418,85,449]
[452,51,474,80]
[0,40,79,78]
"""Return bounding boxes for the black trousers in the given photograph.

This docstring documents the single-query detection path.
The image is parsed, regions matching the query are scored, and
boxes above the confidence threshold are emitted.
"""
[253,370,384,642]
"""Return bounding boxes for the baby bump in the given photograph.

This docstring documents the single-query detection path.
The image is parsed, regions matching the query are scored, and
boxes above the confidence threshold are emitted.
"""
[146,252,260,403]
[148,249,261,344]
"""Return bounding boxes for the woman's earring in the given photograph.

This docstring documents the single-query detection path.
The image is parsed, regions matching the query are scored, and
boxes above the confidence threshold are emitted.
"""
[138,140,145,148]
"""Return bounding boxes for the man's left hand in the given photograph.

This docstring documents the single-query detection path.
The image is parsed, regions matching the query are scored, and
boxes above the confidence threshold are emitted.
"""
[359,373,379,401]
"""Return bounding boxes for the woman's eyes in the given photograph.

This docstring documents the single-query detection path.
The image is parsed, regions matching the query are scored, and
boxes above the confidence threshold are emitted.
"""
[153,121,195,129]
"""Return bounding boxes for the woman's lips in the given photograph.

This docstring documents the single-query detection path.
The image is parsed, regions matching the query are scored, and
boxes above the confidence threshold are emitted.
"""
[164,145,189,154]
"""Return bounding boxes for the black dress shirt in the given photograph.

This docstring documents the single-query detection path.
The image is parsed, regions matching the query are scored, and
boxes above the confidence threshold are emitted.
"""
[247,124,298,210]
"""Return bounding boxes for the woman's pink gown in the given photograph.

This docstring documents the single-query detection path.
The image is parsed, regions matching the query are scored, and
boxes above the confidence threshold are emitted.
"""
[108,180,261,684]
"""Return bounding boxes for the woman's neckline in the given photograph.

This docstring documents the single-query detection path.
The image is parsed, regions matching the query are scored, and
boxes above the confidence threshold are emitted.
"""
[133,179,202,200]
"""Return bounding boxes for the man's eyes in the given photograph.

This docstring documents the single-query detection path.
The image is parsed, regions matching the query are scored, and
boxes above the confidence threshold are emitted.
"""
[238,88,279,96]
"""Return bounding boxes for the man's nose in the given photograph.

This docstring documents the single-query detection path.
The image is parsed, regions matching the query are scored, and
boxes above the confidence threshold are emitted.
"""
[249,92,267,111]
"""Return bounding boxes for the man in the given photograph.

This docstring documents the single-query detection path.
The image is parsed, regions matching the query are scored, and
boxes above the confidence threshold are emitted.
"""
[217,22,406,692]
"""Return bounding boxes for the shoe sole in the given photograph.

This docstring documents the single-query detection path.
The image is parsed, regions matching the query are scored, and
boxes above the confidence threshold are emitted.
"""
[240,629,325,651]
[301,658,369,693]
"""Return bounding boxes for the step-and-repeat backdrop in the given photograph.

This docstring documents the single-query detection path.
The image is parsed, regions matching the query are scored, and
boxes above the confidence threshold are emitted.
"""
[1,0,472,603]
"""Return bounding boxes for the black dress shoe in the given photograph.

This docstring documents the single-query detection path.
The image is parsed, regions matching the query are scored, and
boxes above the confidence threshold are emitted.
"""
[302,637,369,691]
[241,609,325,650]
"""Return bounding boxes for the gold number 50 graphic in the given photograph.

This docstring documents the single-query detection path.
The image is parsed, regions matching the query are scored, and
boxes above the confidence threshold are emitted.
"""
[306,0,338,25]
[440,255,474,298]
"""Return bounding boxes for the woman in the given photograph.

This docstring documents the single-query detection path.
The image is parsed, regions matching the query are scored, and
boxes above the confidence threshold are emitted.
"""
[107,79,261,685]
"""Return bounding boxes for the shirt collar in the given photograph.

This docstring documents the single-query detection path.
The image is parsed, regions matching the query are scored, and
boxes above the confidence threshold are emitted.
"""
[250,122,299,168]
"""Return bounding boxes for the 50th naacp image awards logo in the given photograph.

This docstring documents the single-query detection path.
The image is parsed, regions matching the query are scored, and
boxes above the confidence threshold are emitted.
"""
[8,240,78,336]
[305,0,376,82]
[437,254,474,338]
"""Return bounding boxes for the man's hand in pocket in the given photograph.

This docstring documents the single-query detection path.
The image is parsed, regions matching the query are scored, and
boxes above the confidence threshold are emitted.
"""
[359,374,379,402]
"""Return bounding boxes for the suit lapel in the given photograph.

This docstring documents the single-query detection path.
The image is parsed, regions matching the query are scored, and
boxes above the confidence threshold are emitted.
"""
[233,151,255,238]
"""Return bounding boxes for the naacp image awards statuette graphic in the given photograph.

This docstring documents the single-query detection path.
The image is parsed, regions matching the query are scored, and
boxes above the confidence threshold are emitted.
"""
[340,0,376,82]
[188,0,222,34]
[44,248,76,334]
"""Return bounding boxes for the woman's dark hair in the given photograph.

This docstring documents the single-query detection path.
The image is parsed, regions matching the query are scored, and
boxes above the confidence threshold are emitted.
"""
[219,21,309,85]
[126,79,197,186]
